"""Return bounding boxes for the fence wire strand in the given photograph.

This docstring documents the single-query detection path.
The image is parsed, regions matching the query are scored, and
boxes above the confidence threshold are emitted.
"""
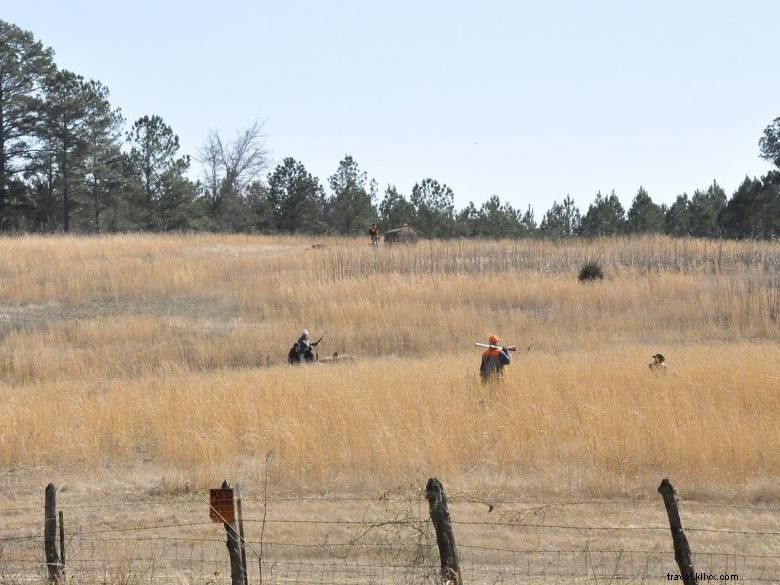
[2,493,779,584]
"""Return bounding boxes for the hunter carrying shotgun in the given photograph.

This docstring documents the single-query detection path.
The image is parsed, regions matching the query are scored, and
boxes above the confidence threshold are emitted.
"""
[288,329,327,364]
[477,335,514,383]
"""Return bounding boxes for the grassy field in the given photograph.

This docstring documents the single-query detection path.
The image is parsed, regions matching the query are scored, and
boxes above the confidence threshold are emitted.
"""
[0,233,779,500]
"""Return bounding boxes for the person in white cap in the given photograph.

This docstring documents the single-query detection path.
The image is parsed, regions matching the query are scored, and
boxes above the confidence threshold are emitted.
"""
[297,329,311,352]
[288,329,319,364]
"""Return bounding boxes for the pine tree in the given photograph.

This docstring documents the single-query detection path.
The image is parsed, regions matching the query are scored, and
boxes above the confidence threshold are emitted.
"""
[0,20,55,228]
[267,157,326,233]
[327,155,376,234]
[540,195,581,238]
[626,186,664,234]
[580,190,625,237]
[410,178,455,237]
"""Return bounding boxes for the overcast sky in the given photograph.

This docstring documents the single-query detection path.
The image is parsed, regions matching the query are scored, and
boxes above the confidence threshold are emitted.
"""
[6,0,779,213]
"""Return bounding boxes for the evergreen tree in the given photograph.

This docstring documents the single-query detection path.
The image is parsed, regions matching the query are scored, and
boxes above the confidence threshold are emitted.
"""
[719,173,780,238]
[519,205,537,234]
[718,176,762,238]
[476,195,530,238]
[580,190,625,237]
[410,178,455,237]
[266,157,326,233]
[244,181,275,232]
[327,155,376,234]
[759,117,780,168]
[378,185,414,230]
[24,120,58,231]
[126,115,196,229]
[38,70,118,232]
[81,122,124,232]
[764,171,780,238]
[540,195,580,238]
[626,186,664,234]
[665,194,691,236]
[454,201,479,237]
[689,180,726,237]
[0,20,55,228]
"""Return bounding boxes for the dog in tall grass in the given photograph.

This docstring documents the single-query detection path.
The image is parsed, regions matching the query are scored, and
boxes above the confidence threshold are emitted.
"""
[649,353,667,371]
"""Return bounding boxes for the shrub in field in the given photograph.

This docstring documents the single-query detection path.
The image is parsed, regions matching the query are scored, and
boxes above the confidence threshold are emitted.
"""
[578,261,604,282]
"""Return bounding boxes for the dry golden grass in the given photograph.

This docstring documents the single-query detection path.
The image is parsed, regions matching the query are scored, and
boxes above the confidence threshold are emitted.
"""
[0,233,778,498]
[1,346,778,499]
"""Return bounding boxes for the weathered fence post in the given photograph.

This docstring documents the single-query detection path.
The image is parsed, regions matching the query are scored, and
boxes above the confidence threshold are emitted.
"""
[221,480,245,585]
[58,510,65,568]
[44,483,63,583]
[235,482,248,585]
[658,478,697,584]
[425,478,462,585]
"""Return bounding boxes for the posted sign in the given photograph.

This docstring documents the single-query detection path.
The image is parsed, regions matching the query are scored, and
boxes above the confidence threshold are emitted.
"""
[209,488,235,524]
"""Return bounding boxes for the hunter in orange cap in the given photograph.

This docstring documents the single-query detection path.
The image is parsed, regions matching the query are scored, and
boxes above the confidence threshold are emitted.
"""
[480,335,511,383]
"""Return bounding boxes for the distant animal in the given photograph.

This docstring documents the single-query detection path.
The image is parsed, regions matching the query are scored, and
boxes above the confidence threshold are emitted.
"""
[383,225,418,246]
[649,353,667,371]
[319,351,357,364]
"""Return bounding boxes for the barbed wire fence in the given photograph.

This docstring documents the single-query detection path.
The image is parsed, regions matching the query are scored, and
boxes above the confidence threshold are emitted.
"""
[1,479,779,584]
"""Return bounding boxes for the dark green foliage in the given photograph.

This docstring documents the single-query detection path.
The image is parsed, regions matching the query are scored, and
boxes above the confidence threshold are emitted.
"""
[519,205,538,234]
[0,20,778,240]
[718,176,763,238]
[688,181,726,237]
[578,261,604,282]
[81,135,124,232]
[125,115,198,230]
[719,172,780,238]
[37,70,120,232]
[759,117,780,168]
[327,155,376,234]
[267,157,327,233]
[540,195,580,238]
[665,194,691,236]
[580,190,625,237]
[453,202,479,237]
[480,196,528,237]
[627,187,665,234]
[453,199,536,238]
[410,178,455,237]
[378,185,414,230]
[0,20,55,229]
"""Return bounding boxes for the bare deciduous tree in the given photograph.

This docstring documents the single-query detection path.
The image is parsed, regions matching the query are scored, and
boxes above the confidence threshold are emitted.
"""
[199,121,269,202]
[197,121,270,231]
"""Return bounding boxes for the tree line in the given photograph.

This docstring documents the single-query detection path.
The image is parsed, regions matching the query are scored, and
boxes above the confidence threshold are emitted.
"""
[2,20,779,239]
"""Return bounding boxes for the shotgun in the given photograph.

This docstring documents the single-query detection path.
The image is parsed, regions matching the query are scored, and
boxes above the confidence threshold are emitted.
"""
[475,342,517,351]
[311,330,327,346]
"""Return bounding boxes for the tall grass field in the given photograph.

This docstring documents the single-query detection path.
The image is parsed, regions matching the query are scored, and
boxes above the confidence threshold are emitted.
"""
[0,234,778,499]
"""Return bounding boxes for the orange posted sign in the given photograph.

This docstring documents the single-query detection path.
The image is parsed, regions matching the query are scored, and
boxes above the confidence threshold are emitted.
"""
[209,488,235,523]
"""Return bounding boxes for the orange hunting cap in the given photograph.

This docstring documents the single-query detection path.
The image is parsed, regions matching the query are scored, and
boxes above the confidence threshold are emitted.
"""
[488,335,499,345]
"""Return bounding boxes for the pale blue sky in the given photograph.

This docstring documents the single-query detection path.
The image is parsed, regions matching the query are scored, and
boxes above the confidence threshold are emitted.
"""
[6,1,779,213]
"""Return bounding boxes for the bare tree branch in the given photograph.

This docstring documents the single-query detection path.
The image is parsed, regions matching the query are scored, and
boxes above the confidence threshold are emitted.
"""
[197,121,270,202]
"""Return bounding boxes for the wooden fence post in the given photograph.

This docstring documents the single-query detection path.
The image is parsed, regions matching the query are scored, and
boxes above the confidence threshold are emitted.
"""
[425,478,462,585]
[235,482,248,585]
[221,480,245,585]
[44,483,63,583]
[658,478,698,584]
[58,510,65,569]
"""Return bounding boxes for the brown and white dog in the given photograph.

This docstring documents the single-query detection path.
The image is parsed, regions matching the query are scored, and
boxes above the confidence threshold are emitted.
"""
[649,353,667,371]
